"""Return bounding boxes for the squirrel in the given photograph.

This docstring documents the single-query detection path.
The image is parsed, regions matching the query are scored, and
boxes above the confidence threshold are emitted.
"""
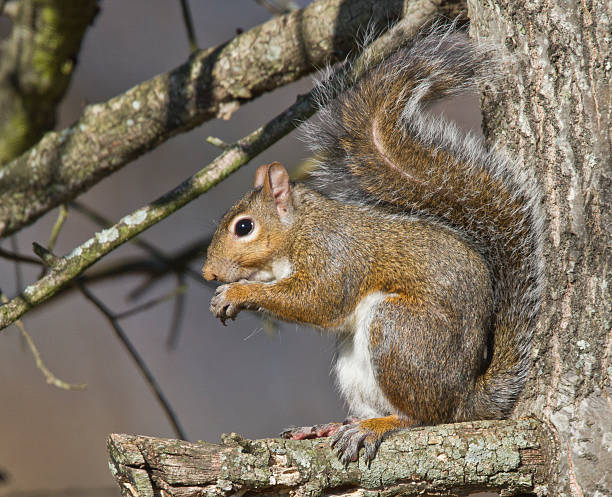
[202,28,544,464]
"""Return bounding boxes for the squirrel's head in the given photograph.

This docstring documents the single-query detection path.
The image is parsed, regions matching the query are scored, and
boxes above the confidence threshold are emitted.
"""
[203,162,295,283]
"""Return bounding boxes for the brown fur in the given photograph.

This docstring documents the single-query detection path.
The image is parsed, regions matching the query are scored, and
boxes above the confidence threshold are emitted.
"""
[203,29,543,464]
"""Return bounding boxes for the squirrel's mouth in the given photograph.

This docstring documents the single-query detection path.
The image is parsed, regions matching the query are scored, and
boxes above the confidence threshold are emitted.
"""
[244,269,276,283]
[204,257,291,284]
[244,258,293,283]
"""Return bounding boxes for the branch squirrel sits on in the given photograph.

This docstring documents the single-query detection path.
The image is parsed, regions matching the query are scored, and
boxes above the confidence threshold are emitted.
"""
[202,28,544,464]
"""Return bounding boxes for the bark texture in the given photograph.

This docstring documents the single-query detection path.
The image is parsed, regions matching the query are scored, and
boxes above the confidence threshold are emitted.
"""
[0,0,410,238]
[468,1,611,496]
[0,0,99,164]
[108,419,550,497]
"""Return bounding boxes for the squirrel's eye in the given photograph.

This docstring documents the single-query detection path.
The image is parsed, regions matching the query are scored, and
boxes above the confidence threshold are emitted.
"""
[234,218,254,237]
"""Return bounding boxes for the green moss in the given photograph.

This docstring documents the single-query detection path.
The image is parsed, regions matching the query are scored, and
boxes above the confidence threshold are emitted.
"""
[0,110,31,165]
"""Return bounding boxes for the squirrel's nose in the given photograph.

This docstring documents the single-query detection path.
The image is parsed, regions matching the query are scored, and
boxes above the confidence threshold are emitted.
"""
[202,265,217,281]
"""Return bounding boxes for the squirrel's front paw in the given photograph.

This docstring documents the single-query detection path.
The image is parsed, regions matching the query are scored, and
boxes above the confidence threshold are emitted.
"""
[210,284,243,325]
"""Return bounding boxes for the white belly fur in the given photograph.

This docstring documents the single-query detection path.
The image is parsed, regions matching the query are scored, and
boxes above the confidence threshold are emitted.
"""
[333,292,396,418]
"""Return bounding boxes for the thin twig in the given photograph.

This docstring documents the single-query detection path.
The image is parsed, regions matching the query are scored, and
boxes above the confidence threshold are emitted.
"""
[78,282,187,440]
[179,0,198,53]
[10,236,24,291]
[0,246,42,265]
[114,284,187,320]
[166,274,187,349]
[38,204,69,278]
[32,242,64,269]
[0,240,211,322]
[47,204,68,252]
[0,293,87,391]
[206,136,230,149]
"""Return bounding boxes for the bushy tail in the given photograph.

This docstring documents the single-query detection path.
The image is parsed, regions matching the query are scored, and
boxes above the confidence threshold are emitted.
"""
[305,28,544,419]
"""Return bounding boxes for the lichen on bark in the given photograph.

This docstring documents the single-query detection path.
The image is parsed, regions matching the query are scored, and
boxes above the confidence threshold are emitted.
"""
[108,419,548,497]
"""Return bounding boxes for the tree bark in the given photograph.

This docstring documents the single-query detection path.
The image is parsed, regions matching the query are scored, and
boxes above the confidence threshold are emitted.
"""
[108,419,550,497]
[467,1,611,496]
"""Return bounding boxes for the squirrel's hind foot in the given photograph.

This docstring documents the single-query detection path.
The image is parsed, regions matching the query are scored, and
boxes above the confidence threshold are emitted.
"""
[331,415,412,465]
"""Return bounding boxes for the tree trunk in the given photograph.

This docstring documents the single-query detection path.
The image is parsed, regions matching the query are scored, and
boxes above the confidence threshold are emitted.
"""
[468,0,611,496]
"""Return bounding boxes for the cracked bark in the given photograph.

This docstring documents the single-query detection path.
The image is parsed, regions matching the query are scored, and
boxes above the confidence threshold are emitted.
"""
[107,419,550,497]
[468,0,611,496]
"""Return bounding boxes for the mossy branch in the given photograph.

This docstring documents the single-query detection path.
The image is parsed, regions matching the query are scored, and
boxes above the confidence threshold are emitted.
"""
[0,0,99,164]
[107,419,550,497]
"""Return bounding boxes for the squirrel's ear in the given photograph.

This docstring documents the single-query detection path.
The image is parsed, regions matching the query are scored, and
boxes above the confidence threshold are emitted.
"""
[254,164,270,188]
[266,162,292,219]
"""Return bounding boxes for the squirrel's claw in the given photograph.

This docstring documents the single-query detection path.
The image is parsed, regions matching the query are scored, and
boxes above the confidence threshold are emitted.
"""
[331,422,381,465]
[210,284,242,324]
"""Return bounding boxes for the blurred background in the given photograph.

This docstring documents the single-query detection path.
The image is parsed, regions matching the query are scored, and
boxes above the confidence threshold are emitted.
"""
[0,1,480,495]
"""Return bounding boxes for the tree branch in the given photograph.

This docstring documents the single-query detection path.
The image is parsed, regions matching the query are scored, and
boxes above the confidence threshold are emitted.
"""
[0,293,87,391]
[0,0,451,330]
[79,283,187,440]
[0,0,413,237]
[107,419,550,497]
[0,0,99,164]
[179,0,198,54]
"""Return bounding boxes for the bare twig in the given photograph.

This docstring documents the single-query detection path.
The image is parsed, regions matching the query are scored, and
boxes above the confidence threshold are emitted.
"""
[179,0,198,53]
[38,204,69,278]
[0,293,87,390]
[78,282,186,440]
[0,246,42,266]
[114,284,187,320]
[166,274,187,349]
[32,242,64,270]
[47,204,68,252]
[206,136,230,149]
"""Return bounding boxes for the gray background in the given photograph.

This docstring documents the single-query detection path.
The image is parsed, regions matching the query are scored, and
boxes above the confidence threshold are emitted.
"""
[0,1,480,494]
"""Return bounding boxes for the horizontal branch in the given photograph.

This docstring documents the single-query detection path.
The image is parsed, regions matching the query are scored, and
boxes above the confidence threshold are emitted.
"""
[107,419,549,497]
[0,0,407,237]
